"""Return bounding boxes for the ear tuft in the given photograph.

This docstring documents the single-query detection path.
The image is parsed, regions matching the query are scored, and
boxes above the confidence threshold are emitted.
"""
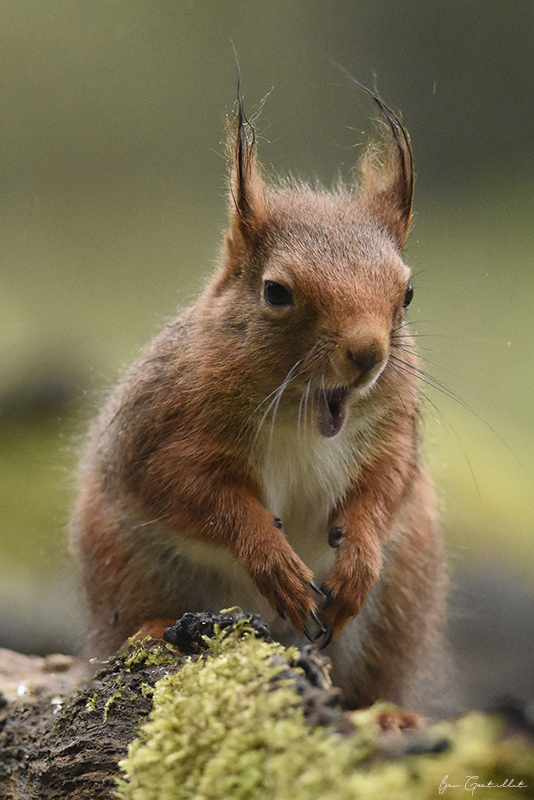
[343,74,414,250]
[227,81,267,250]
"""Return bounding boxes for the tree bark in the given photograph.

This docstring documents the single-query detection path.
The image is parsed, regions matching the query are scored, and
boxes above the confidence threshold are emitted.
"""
[0,646,185,800]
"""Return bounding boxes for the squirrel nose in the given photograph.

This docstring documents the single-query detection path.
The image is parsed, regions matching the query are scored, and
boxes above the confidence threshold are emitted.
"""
[347,339,387,377]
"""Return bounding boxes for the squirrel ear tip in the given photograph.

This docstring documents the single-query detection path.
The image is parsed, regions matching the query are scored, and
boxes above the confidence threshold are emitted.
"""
[359,157,414,249]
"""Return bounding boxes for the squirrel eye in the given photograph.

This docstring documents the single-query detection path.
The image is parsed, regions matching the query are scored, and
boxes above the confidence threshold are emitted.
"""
[264,280,294,308]
[403,282,414,308]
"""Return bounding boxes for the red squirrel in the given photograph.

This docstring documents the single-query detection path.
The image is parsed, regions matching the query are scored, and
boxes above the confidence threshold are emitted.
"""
[71,80,447,710]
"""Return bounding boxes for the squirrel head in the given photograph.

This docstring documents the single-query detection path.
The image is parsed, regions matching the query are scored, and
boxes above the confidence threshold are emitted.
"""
[207,83,417,439]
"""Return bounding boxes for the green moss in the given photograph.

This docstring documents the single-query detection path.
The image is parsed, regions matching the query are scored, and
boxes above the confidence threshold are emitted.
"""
[122,637,180,671]
[104,676,125,721]
[85,692,99,713]
[116,627,534,800]
[141,683,155,699]
[84,638,180,722]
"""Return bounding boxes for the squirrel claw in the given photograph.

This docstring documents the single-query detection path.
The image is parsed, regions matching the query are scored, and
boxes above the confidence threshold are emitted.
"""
[310,609,327,633]
[302,624,315,643]
[303,609,328,643]
[317,625,333,650]
[309,580,326,598]
[320,585,335,607]
[310,620,333,649]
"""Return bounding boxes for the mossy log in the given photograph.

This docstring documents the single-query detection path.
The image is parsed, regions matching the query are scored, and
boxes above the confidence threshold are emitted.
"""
[0,612,532,800]
[0,644,184,799]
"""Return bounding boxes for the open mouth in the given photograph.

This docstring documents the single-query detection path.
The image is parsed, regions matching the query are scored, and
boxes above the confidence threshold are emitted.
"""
[317,387,351,437]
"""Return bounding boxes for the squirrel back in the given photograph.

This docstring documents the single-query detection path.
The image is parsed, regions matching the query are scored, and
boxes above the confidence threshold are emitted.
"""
[72,83,447,710]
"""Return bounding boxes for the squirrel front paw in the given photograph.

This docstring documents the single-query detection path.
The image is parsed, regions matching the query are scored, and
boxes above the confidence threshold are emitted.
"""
[253,549,318,635]
[319,577,366,639]
[319,528,382,642]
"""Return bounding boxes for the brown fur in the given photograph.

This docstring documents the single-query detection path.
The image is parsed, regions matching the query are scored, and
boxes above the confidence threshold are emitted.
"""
[71,85,447,710]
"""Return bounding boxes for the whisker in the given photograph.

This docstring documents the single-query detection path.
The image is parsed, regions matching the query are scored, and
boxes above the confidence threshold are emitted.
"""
[391,341,467,383]
[305,377,314,429]
[245,358,306,453]
[252,359,306,419]
[390,347,519,473]
[390,352,480,414]
[392,338,448,357]
[269,373,290,439]
[387,359,481,498]
[245,335,335,452]
[298,383,306,430]
[298,377,313,432]
[249,359,304,418]
[384,362,418,416]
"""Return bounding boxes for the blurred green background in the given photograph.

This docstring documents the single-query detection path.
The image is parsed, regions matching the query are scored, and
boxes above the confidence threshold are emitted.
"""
[1,1,533,709]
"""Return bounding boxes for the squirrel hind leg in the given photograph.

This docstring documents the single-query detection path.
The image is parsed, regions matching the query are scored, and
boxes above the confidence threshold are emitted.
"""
[375,711,426,734]
[121,618,177,650]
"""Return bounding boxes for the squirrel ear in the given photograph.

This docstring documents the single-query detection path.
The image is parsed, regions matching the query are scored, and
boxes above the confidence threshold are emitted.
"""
[355,85,414,251]
[227,90,267,250]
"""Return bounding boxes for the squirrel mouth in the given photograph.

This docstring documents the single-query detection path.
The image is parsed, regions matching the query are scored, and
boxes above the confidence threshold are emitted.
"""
[317,387,350,437]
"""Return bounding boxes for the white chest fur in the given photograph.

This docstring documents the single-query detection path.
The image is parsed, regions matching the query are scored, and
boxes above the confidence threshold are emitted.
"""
[156,409,368,606]
[258,421,359,580]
